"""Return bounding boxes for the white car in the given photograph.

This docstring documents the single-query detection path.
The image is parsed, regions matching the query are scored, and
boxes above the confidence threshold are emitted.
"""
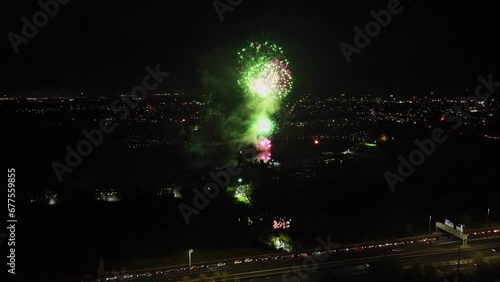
[234,260,242,264]
[217,262,226,267]
[244,258,253,263]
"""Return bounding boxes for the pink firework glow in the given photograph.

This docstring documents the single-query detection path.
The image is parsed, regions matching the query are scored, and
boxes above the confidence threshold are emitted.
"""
[257,151,272,163]
[256,138,272,151]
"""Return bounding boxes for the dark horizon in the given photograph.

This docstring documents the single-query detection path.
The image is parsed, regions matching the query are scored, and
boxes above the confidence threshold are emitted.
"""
[1,0,499,97]
[2,1,500,281]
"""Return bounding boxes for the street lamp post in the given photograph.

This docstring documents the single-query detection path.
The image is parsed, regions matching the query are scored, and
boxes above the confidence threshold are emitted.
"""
[457,241,462,282]
[189,249,193,272]
[428,215,432,235]
[487,208,490,227]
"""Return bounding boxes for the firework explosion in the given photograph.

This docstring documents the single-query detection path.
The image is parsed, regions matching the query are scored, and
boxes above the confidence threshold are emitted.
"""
[251,115,275,136]
[256,138,272,151]
[237,42,292,99]
[257,151,272,163]
[236,41,292,160]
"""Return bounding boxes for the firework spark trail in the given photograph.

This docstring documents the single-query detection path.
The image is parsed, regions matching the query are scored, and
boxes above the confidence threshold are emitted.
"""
[235,41,293,156]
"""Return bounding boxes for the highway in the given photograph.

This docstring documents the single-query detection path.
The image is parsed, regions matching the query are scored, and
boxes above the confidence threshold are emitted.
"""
[93,227,500,282]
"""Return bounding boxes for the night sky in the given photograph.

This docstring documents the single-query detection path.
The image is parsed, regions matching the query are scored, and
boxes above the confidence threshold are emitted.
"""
[1,0,499,97]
